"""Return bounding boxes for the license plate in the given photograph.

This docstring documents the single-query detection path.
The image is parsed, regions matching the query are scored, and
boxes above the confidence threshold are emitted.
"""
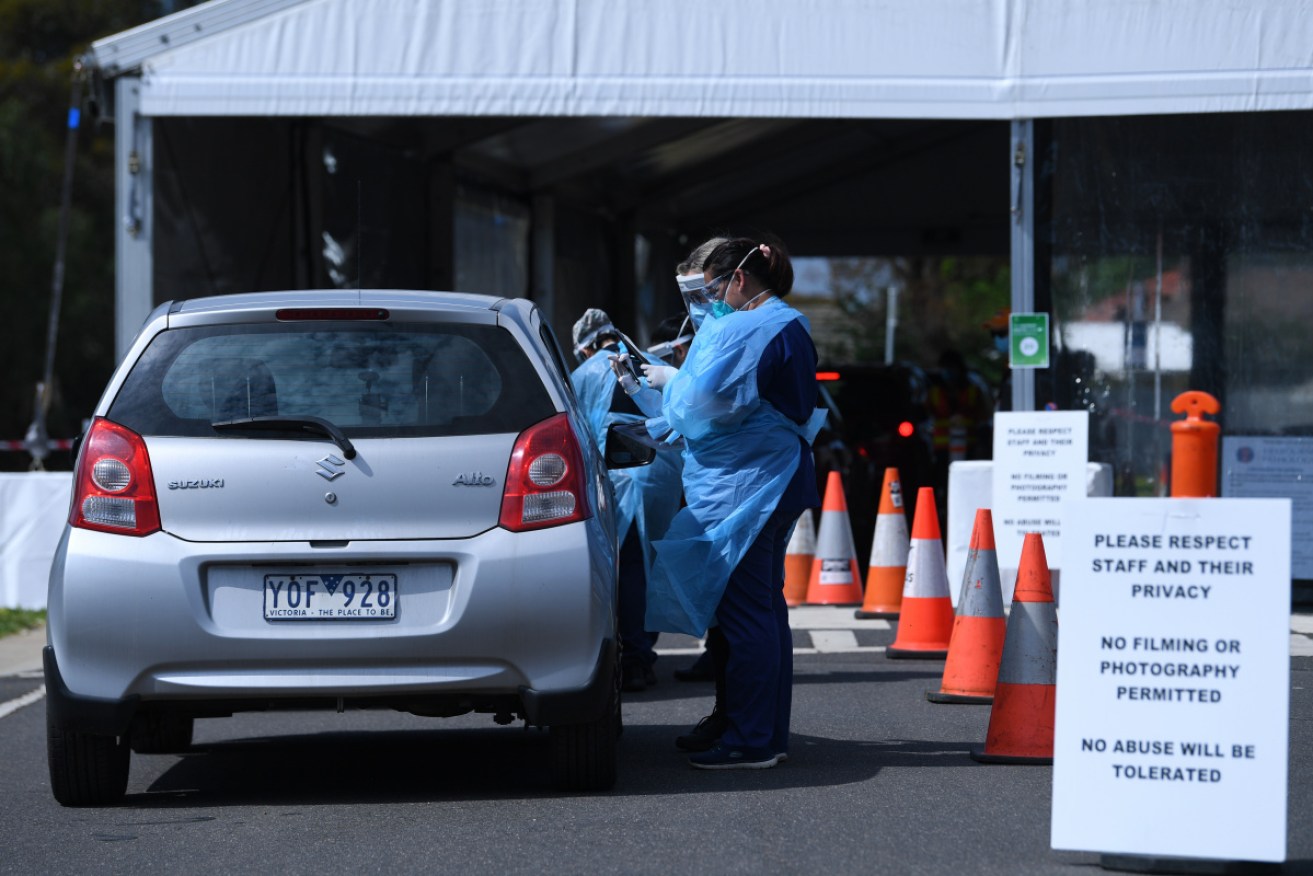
[263,573,398,621]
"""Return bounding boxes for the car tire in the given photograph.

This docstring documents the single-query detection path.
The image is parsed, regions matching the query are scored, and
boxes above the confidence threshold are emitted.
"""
[47,711,130,807]
[129,713,194,754]
[549,687,619,792]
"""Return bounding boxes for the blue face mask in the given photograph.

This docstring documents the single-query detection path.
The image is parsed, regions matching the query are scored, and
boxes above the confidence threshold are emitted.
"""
[710,299,736,319]
[711,288,771,320]
[687,300,714,329]
[993,335,1009,353]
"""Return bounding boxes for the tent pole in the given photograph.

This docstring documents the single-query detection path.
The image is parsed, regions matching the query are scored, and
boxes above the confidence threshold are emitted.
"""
[28,63,85,469]
[115,76,153,364]
[1010,118,1036,412]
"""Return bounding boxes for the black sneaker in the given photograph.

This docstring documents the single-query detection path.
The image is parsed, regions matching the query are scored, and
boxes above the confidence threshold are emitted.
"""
[674,711,729,752]
[621,663,648,693]
[688,743,780,770]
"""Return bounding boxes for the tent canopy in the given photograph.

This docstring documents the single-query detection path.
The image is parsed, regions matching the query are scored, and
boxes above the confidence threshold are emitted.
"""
[92,0,1313,120]
[87,0,1313,363]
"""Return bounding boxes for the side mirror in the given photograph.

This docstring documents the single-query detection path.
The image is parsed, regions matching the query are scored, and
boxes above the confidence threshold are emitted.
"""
[605,422,658,469]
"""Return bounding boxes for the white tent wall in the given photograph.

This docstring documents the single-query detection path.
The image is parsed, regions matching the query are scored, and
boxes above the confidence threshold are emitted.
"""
[89,0,1313,356]
[0,474,72,609]
[98,0,1313,119]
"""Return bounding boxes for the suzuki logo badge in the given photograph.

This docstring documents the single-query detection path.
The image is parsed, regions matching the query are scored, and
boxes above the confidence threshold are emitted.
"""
[316,455,346,481]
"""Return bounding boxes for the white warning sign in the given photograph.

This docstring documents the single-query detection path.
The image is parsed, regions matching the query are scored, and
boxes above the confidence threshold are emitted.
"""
[1051,498,1291,864]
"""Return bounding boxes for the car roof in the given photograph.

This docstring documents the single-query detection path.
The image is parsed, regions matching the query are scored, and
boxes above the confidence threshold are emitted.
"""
[167,289,507,316]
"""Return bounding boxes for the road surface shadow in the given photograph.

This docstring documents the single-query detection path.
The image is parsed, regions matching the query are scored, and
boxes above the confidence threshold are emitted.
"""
[127,726,983,808]
[629,668,945,705]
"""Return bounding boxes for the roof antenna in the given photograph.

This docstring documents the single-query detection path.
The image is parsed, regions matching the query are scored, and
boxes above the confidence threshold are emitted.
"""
[356,178,362,301]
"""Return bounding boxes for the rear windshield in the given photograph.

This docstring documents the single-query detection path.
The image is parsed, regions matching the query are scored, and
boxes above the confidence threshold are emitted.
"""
[108,321,557,439]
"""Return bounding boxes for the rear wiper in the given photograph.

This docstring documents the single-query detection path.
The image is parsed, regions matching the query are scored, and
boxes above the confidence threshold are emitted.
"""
[212,415,357,460]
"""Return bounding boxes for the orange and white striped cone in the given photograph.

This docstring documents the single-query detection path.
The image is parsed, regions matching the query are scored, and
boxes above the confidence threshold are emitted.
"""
[783,511,816,607]
[885,487,954,660]
[856,467,909,619]
[927,508,1006,703]
[970,532,1057,764]
[804,471,864,605]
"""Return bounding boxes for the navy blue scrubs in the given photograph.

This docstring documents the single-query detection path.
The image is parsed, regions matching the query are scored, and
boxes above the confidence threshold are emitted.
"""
[715,316,819,754]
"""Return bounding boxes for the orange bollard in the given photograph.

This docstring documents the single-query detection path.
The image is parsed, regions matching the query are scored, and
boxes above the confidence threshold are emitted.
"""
[855,467,909,619]
[970,532,1057,764]
[1170,391,1221,497]
[783,511,816,607]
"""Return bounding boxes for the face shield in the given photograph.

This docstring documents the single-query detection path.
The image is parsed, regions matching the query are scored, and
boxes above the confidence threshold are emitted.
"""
[683,247,760,326]
[678,272,718,330]
[572,324,615,363]
[572,307,617,363]
[677,272,710,305]
[646,317,695,365]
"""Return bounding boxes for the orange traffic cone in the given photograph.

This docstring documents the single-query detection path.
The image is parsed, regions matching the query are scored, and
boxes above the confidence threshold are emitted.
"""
[885,487,954,659]
[783,511,816,607]
[970,532,1057,764]
[804,471,864,605]
[927,509,1006,703]
[855,467,909,619]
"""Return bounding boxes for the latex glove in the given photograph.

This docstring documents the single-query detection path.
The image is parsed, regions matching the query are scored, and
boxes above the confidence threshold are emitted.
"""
[641,363,677,390]
[609,353,641,396]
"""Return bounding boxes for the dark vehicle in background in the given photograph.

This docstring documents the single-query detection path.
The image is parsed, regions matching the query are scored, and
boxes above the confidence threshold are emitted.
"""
[812,363,935,570]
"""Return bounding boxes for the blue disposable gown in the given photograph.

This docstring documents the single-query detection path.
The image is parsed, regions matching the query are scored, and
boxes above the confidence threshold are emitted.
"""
[570,351,684,570]
[646,297,826,636]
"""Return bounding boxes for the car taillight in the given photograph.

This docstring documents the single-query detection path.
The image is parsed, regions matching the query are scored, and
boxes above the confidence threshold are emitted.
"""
[70,417,161,537]
[499,413,591,532]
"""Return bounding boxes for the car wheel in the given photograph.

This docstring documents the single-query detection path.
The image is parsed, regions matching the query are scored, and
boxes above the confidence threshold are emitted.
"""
[129,713,194,754]
[549,687,619,792]
[47,711,130,807]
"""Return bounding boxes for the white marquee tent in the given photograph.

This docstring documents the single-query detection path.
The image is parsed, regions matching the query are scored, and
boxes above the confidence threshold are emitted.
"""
[89,0,1313,361]
[96,0,1313,119]
[2,0,1306,609]
[88,0,1313,357]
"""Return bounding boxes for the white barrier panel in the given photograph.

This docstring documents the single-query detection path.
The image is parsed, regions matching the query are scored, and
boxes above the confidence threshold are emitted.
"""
[0,473,73,609]
[947,461,1113,606]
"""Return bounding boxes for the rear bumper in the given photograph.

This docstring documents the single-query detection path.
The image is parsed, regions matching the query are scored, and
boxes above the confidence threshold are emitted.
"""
[48,523,618,707]
[45,637,616,735]
[518,635,616,726]
[44,646,138,736]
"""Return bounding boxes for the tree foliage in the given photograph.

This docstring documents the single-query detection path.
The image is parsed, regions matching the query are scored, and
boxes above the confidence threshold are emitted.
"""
[0,0,190,469]
[825,255,1011,382]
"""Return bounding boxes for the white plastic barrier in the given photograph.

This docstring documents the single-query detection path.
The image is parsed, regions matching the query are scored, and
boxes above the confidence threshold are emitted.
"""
[946,461,1113,607]
[0,473,73,609]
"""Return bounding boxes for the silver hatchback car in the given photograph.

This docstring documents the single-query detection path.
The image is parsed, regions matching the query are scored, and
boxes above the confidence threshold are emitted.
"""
[45,291,621,805]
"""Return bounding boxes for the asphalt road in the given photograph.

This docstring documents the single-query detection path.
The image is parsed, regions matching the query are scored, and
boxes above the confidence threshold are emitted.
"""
[1,622,1310,875]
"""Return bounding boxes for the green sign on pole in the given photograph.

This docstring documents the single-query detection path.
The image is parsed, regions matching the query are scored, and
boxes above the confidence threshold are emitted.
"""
[1009,312,1049,369]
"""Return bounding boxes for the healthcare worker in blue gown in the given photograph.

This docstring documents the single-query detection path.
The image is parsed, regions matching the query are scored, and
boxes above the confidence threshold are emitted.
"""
[641,237,825,770]
[569,308,684,692]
